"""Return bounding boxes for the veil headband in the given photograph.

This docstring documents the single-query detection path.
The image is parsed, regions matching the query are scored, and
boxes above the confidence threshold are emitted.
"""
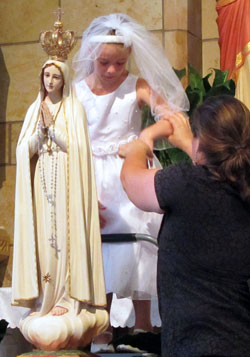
[89,35,131,45]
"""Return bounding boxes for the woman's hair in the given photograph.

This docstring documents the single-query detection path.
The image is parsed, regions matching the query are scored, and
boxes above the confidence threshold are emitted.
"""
[191,95,250,202]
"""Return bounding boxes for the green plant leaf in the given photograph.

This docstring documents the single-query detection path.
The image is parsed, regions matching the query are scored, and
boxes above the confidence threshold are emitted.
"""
[188,64,205,94]
[204,85,235,99]
[185,87,203,115]
[173,67,186,81]
[202,72,212,92]
[140,65,236,168]
[223,78,236,94]
[154,149,172,167]
[166,148,191,164]
[212,68,230,86]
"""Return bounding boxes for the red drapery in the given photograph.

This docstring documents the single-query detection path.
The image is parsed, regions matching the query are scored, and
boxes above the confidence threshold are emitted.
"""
[216,0,250,80]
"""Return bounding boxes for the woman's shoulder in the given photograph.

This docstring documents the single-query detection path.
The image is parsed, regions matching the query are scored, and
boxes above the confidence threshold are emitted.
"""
[156,163,209,189]
[159,162,194,176]
[155,163,211,209]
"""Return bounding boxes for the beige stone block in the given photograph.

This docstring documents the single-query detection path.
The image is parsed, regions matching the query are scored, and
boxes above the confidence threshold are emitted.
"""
[2,43,46,124]
[188,32,202,74]
[0,226,10,261]
[2,246,13,287]
[0,0,58,44]
[188,0,201,38]
[164,0,188,30]
[62,0,163,33]
[165,31,188,88]
[0,166,16,243]
[128,31,163,75]
[202,39,220,77]
[68,39,81,79]
[202,0,218,39]
[0,123,9,165]
[2,245,13,288]
[0,226,11,287]
[10,123,23,165]
[0,256,12,287]
[165,31,187,70]
[0,0,162,43]
[0,48,10,124]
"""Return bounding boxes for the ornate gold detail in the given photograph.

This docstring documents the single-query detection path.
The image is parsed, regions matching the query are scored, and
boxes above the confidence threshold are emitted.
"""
[235,41,250,69]
[43,273,51,283]
[40,7,76,61]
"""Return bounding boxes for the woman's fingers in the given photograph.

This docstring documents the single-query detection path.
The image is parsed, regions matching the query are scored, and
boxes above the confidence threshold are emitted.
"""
[118,139,153,159]
[166,112,193,154]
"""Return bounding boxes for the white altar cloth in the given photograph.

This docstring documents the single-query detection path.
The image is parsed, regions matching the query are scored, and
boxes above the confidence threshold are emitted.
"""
[0,288,30,328]
[0,288,161,328]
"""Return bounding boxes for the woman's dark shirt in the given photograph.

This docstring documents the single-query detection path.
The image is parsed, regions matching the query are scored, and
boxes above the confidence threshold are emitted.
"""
[155,163,250,356]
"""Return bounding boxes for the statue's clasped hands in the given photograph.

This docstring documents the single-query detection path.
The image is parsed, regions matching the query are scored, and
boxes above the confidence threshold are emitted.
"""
[41,101,54,128]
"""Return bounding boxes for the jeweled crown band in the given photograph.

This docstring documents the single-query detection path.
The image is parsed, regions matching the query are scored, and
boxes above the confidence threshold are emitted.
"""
[89,35,131,46]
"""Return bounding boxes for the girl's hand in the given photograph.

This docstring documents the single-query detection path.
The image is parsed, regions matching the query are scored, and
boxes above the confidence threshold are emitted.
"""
[167,112,193,156]
[98,201,107,229]
[41,101,53,127]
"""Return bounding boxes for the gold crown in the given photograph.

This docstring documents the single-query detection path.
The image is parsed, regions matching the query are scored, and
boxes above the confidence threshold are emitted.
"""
[40,7,76,61]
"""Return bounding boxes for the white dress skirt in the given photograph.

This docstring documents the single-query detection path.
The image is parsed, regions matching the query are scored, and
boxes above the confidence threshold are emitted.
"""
[75,74,162,326]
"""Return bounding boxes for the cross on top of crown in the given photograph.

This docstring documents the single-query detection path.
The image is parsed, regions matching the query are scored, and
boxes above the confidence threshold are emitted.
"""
[53,6,64,22]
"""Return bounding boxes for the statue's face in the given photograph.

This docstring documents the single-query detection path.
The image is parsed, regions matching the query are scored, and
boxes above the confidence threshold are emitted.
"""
[43,65,64,96]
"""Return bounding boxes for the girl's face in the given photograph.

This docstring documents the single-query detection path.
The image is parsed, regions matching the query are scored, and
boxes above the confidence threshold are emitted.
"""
[94,44,131,83]
[43,65,64,96]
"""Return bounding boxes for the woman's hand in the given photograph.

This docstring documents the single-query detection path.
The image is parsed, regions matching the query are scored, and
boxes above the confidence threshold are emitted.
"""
[119,139,153,161]
[167,112,193,157]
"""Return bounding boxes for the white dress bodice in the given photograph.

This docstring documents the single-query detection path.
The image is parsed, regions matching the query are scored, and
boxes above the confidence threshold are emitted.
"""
[75,73,142,156]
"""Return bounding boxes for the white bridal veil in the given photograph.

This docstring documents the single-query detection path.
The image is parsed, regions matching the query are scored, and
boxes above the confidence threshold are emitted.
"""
[72,13,189,116]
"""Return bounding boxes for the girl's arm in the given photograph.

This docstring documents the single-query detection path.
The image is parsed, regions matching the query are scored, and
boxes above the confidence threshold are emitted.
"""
[139,110,193,158]
[119,139,163,214]
[139,119,173,152]
[136,78,172,119]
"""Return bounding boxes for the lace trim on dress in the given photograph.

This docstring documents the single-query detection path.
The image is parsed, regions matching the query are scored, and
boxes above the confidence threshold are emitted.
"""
[92,134,137,156]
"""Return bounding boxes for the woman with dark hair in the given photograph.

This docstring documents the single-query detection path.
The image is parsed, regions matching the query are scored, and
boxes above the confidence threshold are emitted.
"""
[119,95,250,356]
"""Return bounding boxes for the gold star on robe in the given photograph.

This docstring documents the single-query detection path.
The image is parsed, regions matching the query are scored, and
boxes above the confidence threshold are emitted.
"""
[43,273,51,283]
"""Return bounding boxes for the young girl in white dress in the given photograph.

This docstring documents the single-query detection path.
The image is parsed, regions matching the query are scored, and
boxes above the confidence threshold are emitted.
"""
[72,13,189,351]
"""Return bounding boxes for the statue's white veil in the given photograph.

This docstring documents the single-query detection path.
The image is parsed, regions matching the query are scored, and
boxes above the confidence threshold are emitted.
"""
[72,13,189,116]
